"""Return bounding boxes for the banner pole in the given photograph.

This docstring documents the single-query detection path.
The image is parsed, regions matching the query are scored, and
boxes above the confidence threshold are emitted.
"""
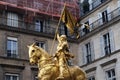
[50,3,66,54]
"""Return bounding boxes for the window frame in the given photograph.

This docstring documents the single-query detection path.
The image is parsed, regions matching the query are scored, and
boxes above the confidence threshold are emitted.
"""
[5,73,19,80]
[7,37,18,58]
[35,19,44,32]
[82,40,95,64]
[103,32,111,55]
[85,42,92,63]
[102,63,116,80]
[100,29,115,57]
[105,68,116,80]
[101,10,108,22]
[88,76,95,80]
[7,12,18,27]
[34,74,38,80]
[36,41,46,50]
[87,71,96,80]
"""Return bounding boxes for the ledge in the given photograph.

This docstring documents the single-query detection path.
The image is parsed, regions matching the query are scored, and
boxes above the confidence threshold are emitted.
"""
[0,63,25,69]
[31,66,38,71]
[100,58,117,67]
[0,25,78,43]
[0,56,29,62]
[85,67,96,73]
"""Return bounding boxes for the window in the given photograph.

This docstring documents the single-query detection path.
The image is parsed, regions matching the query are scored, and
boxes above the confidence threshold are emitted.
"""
[100,30,115,57]
[7,12,18,27]
[5,73,19,80]
[85,42,92,63]
[82,41,94,64]
[106,68,116,80]
[59,24,69,36]
[102,10,108,22]
[35,19,43,32]
[34,74,38,80]
[36,41,46,50]
[82,0,90,14]
[101,0,106,3]
[92,0,101,8]
[103,33,111,55]
[7,37,18,58]
[83,21,90,34]
[88,76,95,80]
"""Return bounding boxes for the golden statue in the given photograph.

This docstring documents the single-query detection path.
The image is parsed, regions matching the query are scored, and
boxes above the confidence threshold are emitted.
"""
[54,33,74,79]
[28,42,86,80]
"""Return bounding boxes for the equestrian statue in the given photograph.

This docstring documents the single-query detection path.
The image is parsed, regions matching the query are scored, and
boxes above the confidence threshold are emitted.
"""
[28,33,86,80]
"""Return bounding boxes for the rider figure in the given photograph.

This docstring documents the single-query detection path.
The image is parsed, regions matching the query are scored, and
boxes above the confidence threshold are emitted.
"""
[54,33,74,79]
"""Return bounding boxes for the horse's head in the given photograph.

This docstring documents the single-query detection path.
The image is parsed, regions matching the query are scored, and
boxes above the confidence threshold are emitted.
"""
[28,43,42,65]
[28,43,50,65]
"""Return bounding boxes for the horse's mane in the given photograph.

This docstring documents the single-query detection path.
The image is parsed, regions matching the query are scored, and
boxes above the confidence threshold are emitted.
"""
[34,45,50,57]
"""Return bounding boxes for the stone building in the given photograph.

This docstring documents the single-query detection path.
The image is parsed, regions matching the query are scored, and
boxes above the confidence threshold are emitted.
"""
[0,0,79,80]
[0,0,120,80]
[78,0,120,80]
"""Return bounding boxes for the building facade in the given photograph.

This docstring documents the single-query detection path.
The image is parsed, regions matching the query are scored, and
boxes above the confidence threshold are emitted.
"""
[0,0,79,80]
[0,0,120,80]
[78,0,120,80]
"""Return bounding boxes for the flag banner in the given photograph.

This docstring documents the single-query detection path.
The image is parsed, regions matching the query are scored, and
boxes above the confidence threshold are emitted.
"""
[61,6,77,34]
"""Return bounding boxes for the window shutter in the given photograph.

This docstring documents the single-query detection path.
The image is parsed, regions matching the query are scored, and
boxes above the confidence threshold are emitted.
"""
[14,13,18,27]
[7,12,12,26]
[90,41,95,61]
[100,36,105,57]
[107,7,110,13]
[109,30,115,52]
[97,12,103,25]
[82,45,87,64]
[89,18,93,31]
[43,20,45,32]
[98,12,102,18]
[118,0,120,7]
[81,24,85,36]
[89,0,93,10]
[107,7,111,21]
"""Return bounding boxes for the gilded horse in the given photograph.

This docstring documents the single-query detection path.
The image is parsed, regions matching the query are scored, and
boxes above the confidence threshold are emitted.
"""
[28,43,86,80]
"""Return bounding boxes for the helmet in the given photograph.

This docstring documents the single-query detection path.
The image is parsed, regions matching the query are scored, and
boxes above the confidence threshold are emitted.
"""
[60,35,67,40]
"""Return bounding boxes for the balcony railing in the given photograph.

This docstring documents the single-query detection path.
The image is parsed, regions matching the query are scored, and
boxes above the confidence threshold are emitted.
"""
[80,7,120,37]
[81,0,107,16]
[91,0,107,10]
[0,17,57,35]
[0,16,73,38]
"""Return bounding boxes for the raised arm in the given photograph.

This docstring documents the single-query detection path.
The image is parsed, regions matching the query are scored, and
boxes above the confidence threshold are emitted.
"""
[56,33,61,43]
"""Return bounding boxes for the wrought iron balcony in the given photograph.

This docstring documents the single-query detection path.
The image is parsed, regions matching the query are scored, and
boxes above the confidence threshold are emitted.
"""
[81,0,107,16]
[0,16,74,40]
[80,7,120,37]
[0,16,56,35]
